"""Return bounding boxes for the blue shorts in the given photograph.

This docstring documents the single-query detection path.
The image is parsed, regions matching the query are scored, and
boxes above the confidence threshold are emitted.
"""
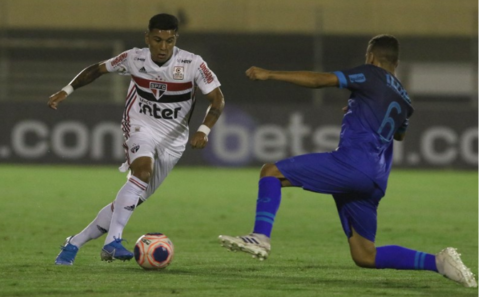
[276,152,384,242]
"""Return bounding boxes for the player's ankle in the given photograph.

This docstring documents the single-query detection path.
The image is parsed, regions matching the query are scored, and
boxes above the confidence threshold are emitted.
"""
[252,233,271,243]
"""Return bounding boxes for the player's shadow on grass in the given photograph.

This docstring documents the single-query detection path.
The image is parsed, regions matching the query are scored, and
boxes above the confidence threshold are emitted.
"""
[122,266,442,290]
[88,265,474,294]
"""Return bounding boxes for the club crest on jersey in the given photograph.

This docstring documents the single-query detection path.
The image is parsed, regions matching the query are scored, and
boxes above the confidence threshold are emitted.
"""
[173,66,184,80]
[149,82,167,100]
[131,144,140,153]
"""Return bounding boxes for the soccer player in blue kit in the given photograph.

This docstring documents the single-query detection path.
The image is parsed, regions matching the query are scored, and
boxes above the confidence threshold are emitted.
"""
[219,34,477,287]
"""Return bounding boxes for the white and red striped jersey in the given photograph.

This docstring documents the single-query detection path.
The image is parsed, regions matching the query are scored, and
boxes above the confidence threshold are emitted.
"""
[105,47,221,157]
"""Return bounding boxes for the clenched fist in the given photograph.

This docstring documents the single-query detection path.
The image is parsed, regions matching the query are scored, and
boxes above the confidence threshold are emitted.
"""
[245,66,271,81]
[48,90,68,110]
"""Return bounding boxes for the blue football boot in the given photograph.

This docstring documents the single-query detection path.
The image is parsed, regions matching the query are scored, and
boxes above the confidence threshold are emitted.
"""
[101,237,134,262]
[55,236,79,265]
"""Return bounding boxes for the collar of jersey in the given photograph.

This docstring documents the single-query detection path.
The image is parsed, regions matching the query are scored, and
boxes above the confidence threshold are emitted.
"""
[144,47,178,73]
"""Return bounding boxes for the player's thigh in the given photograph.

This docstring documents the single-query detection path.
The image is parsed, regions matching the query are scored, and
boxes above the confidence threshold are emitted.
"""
[130,156,154,182]
[260,163,293,187]
[275,152,373,194]
[123,130,156,168]
[348,227,377,268]
[141,147,181,201]
[333,187,383,243]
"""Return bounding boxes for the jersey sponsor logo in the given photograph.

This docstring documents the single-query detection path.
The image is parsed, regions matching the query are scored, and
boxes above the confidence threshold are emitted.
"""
[199,62,214,84]
[348,73,366,83]
[138,98,182,119]
[134,57,146,62]
[111,52,128,67]
[139,67,147,73]
[149,82,167,100]
[177,59,192,63]
[173,66,184,80]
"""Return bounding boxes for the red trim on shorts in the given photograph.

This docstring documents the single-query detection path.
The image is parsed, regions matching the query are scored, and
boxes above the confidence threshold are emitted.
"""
[129,177,147,191]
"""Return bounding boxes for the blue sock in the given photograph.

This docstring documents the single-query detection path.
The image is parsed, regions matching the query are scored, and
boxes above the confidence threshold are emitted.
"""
[376,245,438,272]
[252,177,282,238]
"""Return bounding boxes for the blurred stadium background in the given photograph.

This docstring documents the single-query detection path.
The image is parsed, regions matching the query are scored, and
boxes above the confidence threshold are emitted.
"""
[0,0,477,170]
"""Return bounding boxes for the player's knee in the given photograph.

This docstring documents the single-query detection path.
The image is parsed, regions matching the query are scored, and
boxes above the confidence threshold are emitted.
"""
[350,250,376,268]
[352,256,374,268]
[349,228,377,268]
[130,157,153,183]
[260,163,279,178]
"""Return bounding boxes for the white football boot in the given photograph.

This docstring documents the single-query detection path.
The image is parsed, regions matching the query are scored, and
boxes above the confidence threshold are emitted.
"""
[219,233,271,261]
[436,247,477,287]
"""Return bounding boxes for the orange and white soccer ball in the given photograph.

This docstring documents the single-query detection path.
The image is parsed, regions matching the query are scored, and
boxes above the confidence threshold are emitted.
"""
[134,233,174,270]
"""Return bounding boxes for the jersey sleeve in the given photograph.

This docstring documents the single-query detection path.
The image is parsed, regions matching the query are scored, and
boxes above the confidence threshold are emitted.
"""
[333,65,371,91]
[193,57,221,95]
[105,50,131,75]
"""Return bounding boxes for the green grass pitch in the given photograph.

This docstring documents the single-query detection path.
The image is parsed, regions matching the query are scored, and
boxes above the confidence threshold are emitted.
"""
[0,165,477,297]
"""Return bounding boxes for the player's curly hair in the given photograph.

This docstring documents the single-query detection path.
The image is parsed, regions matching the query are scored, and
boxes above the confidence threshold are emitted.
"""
[368,34,399,65]
[149,13,179,32]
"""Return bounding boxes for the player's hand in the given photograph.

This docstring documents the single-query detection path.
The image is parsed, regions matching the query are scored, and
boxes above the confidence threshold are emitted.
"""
[342,106,349,114]
[48,91,68,110]
[246,66,270,81]
[190,131,208,149]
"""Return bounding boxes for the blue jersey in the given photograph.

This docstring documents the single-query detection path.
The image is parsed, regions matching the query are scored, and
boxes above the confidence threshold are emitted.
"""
[333,64,414,193]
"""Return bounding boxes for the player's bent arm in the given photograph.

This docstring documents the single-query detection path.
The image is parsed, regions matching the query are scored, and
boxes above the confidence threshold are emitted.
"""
[48,62,110,110]
[190,87,225,149]
[201,87,225,129]
[190,88,225,149]
[69,62,110,90]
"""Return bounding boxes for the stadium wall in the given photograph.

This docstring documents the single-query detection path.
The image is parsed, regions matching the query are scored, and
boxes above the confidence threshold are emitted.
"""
[1,102,477,169]
[1,30,477,169]
[2,30,477,106]
[0,0,477,36]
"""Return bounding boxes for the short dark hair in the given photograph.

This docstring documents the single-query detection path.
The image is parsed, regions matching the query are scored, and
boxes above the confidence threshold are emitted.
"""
[368,34,399,65]
[148,13,179,32]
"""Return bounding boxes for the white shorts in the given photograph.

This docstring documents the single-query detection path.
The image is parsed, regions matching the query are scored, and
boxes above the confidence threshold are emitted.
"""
[119,127,181,201]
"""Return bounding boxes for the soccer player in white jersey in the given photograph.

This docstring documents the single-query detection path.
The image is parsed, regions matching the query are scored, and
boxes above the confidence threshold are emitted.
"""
[50,13,225,265]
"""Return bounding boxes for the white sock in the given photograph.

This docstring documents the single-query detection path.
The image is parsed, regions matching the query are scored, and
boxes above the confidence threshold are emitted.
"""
[70,204,113,248]
[105,176,147,244]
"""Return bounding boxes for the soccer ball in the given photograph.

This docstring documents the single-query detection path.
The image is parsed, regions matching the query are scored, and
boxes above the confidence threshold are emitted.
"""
[134,233,174,270]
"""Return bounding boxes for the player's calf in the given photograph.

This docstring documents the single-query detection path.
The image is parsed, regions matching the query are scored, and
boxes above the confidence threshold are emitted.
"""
[348,229,377,268]
[351,252,376,268]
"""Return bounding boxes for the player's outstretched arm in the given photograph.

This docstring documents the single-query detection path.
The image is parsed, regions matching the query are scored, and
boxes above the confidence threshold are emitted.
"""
[48,62,109,110]
[190,87,225,149]
[246,66,339,88]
